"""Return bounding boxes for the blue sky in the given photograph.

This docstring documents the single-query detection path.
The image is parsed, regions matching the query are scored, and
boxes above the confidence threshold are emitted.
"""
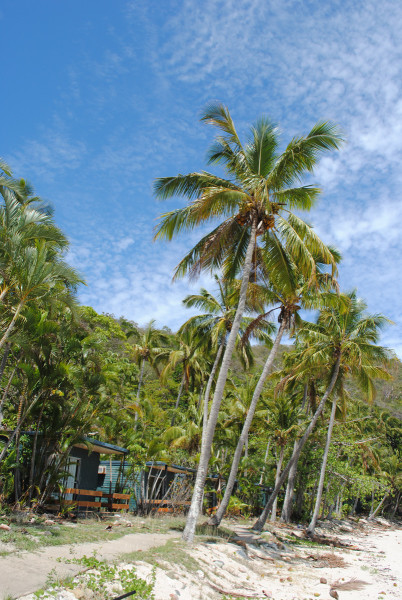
[2,0,402,355]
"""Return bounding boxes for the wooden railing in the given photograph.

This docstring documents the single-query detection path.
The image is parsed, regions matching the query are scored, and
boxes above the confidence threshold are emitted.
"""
[63,488,130,511]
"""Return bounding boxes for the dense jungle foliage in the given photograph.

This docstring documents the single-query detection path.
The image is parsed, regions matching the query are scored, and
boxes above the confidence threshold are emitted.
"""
[0,105,401,533]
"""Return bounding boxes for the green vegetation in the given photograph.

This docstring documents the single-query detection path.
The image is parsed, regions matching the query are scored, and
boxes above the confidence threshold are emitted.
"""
[0,105,401,548]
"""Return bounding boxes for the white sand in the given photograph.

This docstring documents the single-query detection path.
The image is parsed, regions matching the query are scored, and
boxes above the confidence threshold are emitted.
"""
[5,518,401,600]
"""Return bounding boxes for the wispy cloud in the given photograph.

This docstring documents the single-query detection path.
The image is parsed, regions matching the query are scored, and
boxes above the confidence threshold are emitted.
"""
[4,0,401,354]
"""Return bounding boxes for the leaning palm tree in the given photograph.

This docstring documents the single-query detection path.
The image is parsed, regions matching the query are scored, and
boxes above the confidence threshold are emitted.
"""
[180,275,274,422]
[252,292,392,532]
[208,245,341,526]
[154,103,343,542]
[303,293,392,534]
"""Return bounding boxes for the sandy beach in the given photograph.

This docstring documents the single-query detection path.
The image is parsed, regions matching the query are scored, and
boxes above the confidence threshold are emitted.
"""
[6,516,400,600]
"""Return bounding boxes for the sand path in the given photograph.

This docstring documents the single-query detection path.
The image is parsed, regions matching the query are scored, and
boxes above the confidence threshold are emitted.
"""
[0,532,179,599]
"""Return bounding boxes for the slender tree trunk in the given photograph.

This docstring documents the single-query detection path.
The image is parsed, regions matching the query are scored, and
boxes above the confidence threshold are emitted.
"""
[171,372,186,426]
[14,428,21,503]
[28,399,46,501]
[281,439,298,522]
[201,340,225,450]
[197,386,204,411]
[0,343,11,382]
[351,494,359,516]
[391,491,400,518]
[137,359,145,399]
[134,359,146,425]
[209,319,286,526]
[259,440,271,485]
[182,219,257,543]
[252,355,341,532]
[368,493,388,520]
[270,445,285,521]
[281,384,308,522]
[307,394,337,534]
[0,366,17,427]
[0,300,24,351]
[0,394,40,463]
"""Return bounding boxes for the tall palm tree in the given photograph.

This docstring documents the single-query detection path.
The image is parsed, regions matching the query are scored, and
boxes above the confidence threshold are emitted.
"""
[252,292,391,532]
[209,246,340,526]
[154,103,343,542]
[304,293,391,534]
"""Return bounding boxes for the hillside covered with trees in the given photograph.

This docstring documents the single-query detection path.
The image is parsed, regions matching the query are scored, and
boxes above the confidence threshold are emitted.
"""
[0,106,401,541]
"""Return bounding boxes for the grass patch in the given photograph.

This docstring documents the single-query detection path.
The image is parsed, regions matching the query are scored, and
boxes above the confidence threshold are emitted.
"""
[195,523,234,542]
[0,514,187,554]
[121,537,200,574]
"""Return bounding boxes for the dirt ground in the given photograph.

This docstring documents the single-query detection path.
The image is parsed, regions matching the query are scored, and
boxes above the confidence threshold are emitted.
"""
[0,515,400,600]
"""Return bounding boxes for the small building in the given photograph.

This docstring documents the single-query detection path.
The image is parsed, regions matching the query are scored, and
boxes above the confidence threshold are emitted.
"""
[65,438,128,491]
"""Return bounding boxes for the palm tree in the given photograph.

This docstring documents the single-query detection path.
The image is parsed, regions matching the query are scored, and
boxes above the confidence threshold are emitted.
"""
[154,103,343,542]
[128,319,170,403]
[180,275,273,429]
[161,328,206,425]
[208,247,340,526]
[0,240,81,351]
[252,292,391,532]
[304,293,391,534]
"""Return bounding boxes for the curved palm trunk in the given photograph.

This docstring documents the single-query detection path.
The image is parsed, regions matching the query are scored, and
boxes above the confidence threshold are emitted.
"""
[307,395,337,534]
[171,372,186,426]
[0,300,24,351]
[209,319,286,526]
[182,219,257,543]
[252,355,341,532]
[270,445,285,521]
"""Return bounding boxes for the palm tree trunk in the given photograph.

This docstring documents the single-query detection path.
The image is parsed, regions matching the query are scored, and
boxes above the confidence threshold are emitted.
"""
[171,372,186,426]
[182,219,257,543]
[281,439,298,522]
[134,358,146,426]
[137,359,145,399]
[201,339,225,449]
[252,354,341,532]
[0,300,24,351]
[28,398,46,501]
[270,445,285,521]
[351,494,359,516]
[209,319,286,526]
[307,394,337,534]
[281,384,308,522]
[0,342,11,381]
[259,440,271,485]
[391,491,400,518]
[0,366,17,427]
[368,492,388,520]
[197,386,204,411]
